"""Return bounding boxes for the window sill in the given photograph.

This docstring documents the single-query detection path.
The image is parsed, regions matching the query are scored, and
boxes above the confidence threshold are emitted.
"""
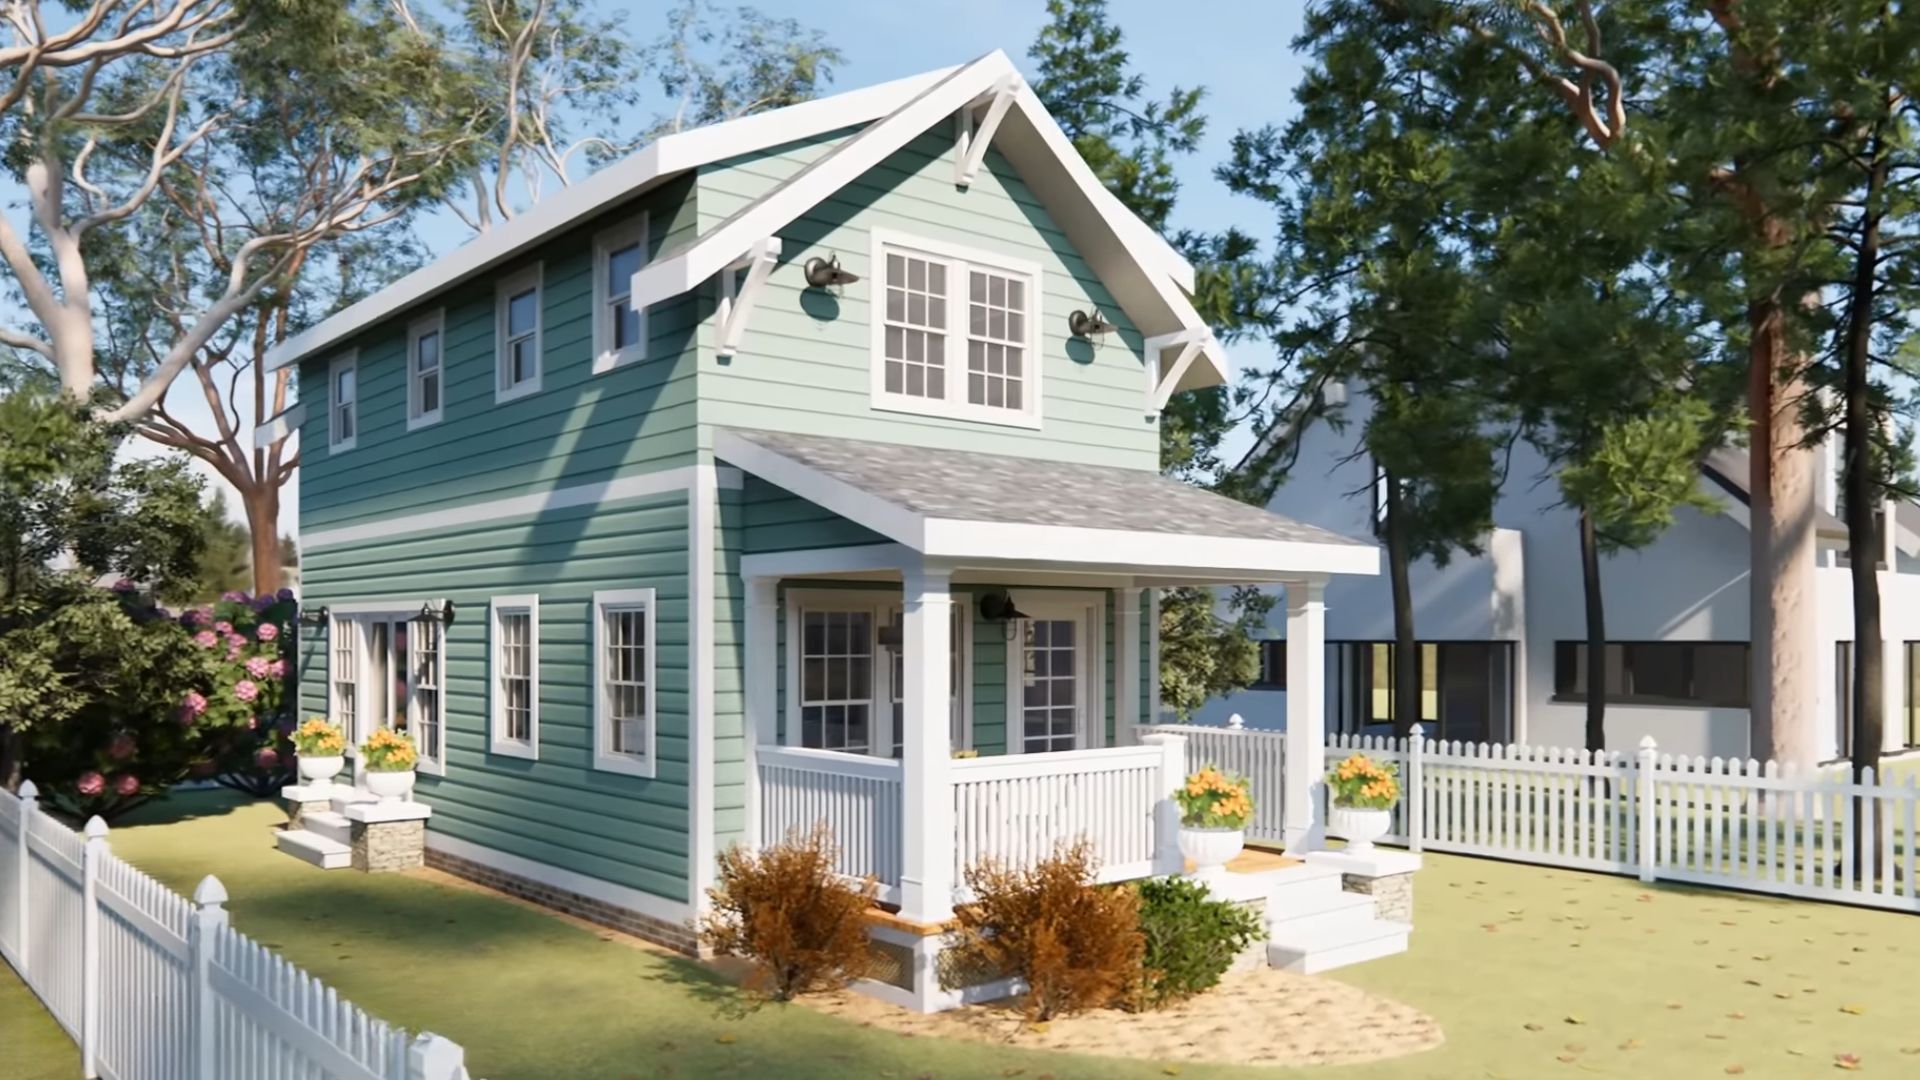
[494,379,543,405]
[592,751,655,778]
[406,410,443,433]
[489,738,539,761]
[871,394,1043,431]
[329,437,357,454]
[592,346,647,376]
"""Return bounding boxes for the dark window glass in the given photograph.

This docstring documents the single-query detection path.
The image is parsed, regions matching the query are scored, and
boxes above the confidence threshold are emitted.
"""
[1553,642,1750,708]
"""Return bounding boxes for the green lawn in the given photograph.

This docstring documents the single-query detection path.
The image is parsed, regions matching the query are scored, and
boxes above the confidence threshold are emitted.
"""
[8,789,1920,1079]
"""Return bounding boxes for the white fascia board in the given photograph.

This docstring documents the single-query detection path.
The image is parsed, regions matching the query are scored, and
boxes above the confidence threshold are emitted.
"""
[253,401,306,447]
[711,429,928,547]
[263,67,956,374]
[631,54,1016,310]
[920,519,1381,578]
[740,543,914,580]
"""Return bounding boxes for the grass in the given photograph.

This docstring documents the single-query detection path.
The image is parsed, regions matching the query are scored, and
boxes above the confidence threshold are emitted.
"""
[8,789,1920,1079]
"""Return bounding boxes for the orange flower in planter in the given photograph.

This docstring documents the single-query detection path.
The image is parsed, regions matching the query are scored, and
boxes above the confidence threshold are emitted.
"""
[1173,766,1253,829]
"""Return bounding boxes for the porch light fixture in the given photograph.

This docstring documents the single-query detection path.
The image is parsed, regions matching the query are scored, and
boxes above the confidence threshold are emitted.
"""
[977,589,1029,639]
[803,254,860,289]
[297,605,330,627]
[1068,309,1117,339]
[412,598,456,626]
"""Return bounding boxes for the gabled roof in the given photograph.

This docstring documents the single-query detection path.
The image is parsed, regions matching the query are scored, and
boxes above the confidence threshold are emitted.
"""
[715,428,1377,579]
[1702,447,1848,543]
[265,51,1220,392]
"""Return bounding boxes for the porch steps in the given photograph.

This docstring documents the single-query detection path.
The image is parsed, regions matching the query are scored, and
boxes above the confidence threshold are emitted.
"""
[1266,918,1412,974]
[1254,861,1411,975]
[274,827,352,870]
[302,810,354,848]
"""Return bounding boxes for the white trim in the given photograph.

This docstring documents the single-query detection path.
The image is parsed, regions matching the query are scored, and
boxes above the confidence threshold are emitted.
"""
[1003,590,1105,755]
[688,463,718,911]
[488,594,541,760]
[714,237,781,359]
[868,228,1043,429]
[254,402,304,448]
[406,309,446,430]
[301,465,744,551]
[265,66,966,373]
[592,214,650,374]
[327,351,358,453]
[954,73,1020,187]
[411,614,449,777]
[739,543,912,580]
[1147,587,1163,723]
[1143,328,1213,413]
[1116,587,1142,746]
[494,264,545,404]
[591,588,658,779]
[424,830,693,927]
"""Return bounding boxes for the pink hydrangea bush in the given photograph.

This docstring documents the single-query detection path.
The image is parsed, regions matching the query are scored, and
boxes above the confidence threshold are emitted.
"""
[185,591,299,797]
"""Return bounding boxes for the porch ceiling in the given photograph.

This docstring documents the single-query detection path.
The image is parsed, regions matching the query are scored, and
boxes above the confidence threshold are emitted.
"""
[715,427,1378,581]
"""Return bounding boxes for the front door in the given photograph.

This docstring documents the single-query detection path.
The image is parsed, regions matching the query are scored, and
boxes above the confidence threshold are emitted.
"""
[1014,597,1100,754]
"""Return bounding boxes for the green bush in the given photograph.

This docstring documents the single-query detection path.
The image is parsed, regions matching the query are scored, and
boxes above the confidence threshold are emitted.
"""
[1132,876,1264,1009]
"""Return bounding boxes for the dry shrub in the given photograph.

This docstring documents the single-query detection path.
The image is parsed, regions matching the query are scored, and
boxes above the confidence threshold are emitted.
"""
[701,825,877,1000]
[950,841,1144,1021]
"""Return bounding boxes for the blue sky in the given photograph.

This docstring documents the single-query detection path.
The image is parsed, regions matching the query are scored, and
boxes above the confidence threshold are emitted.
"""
[128,0,1312,532]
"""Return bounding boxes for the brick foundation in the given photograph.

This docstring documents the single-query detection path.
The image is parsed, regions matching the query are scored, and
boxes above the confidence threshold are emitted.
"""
[1342,871,1414,923]
[425,846,699,954]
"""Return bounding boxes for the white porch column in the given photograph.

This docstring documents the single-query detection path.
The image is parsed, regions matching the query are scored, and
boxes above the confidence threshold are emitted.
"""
[899,562,955,924]
[1116,587,1143,744]
[1283,576,1328,853]
[742,576,778,850]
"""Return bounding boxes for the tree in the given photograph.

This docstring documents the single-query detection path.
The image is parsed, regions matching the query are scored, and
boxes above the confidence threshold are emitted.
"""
[184,492,254,605]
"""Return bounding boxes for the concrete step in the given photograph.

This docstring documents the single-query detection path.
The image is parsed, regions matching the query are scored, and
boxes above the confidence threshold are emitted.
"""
[330,792,378,816]
[1265,888,1379,938]
[302,810,353,847]
[1267,918,1411,975]
[1257,862,1347,904]
[275,828,351,870]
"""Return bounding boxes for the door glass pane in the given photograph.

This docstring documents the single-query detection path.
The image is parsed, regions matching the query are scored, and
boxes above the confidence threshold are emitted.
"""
[1021,617,1079,754]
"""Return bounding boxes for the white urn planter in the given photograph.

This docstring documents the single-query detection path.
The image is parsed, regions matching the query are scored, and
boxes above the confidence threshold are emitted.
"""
[364,768,416,803]
[1329,806,1392,855]
[1179,826,1246,875]
[296,754,345,789]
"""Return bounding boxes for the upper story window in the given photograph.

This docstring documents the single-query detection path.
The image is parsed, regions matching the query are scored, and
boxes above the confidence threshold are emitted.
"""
[408,311,444,430]
[869,229,1041,428]
[328,351,358,452]
[496,266,543,403]
[593,217,648,374]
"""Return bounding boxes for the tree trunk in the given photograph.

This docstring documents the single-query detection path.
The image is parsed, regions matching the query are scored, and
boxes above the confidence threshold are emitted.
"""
[1579,507,1607,752]
[1746,299,1821,766]
[1384,470,1419,738]
[244,482,283,596]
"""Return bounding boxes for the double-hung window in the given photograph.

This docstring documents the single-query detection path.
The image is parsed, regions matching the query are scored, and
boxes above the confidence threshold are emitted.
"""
[870,229,1041,427]
[408,311,444,429]
[787,590,969,758]
[327,606,447,775]
[592,217,648,373]
[592,590,656,776]
[496,266,543,402]
[489,595,540,759]
[328,351,358,452]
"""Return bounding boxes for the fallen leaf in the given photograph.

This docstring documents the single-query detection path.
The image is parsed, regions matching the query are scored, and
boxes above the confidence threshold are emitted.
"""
[1620,1038,1643,1051]
[1556,1054,1577,1064]
[1637,893,1654,902]
[715,1034,736,1045]
[1564,1043,1586,1053]
[1667,1002,1685,1010]
[1752,955,1772,962]
[1726,1067,1746,1075]
[1774,992,1794,1000]
[1840,1004,1868,1015]
[1743,979,1762,987]
[1524,1023,1545,1032]
[1835,1053,1862,1070]
[1565,1015,1586,1026]
[1728,1012,1746,1020]
[1482,923,1501,933]
[1162,1069,1181,1077]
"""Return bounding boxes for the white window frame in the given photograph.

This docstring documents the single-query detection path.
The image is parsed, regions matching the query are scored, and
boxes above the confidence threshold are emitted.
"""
[409,616,448,776]
[495,265,544,404]
[325,600,448,776]
[489,594,541,760]
[406,310,446,430]
[784,587,971,758]
[327,350,358,452]
[868,227,1043,429]
[591,216,649,374]
[1005,590,1107,755]
[591,588,657,777]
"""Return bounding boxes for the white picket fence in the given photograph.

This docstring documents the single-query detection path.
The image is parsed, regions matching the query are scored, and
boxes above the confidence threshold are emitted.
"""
[0,781,478,1080]
[1139,723,1920,914]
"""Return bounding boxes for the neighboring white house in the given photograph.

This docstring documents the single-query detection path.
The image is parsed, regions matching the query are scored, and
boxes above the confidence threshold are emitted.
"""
[1197,380,1920,762]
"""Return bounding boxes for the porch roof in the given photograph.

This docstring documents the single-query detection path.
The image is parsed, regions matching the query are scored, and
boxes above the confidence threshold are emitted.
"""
[715,428,1378,580]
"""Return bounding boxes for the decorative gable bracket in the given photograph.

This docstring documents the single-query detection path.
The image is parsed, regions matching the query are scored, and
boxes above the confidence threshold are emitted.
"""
[1143,326,1218,414]
[715,236,782,360]
[953,73,1021,188]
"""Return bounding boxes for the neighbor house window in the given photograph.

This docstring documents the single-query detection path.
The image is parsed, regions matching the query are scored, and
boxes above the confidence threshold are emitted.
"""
[871,229,1040,426]
[495,266,543,402]
[408,311,444,429]
[1907,642,1920,747]
[489,595,539,758]
[592,589,656,776]
[1253,640,1287,690]
[1552,641,1749,709]
[328,351,358,451]
[592,218,648,373]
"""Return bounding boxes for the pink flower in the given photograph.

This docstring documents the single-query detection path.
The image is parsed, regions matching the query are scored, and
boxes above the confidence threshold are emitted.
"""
[227,632,247,649]
[184,608,211,627]
[214,620,233,634]
[112,774,139,797]
[180,690,208,717]
[246,716,259,730]
[245,656,272,679]
[221,590,246,603]
[107,732,136,761]
[254,747,280,770]
[226,643,243,661]
[255,622,279,642]
[234,679,259,703]
[76,771,104,797]
[111,579,135,593]
[193,630,218,649]
[267,659,287,678]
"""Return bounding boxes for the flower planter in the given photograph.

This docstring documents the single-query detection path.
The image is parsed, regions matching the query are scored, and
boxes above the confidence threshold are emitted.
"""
[1179,826,1246,875]
[296,754,345,789]
[1329,806,1391,855]
[364,768,416,803]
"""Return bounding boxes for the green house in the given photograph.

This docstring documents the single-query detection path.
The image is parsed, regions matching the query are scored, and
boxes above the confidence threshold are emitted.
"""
[266,51,1376,1010]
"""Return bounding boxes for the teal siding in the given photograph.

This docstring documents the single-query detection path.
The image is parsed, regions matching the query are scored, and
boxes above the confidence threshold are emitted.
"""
[740,475,886,553]
[298,176,702,532]
[712,484,747,850]
[296,490,695,903]
[693,130,1160,471]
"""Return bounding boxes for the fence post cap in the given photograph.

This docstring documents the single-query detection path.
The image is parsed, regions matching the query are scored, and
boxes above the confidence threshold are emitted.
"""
[1637,735,1658,752]
[17,779,36,800]
[409,1031,466,1076]
[83,815,109,840]
[1409,723,1425,739]
[192,875,229,907]
[1227,713,1245,729]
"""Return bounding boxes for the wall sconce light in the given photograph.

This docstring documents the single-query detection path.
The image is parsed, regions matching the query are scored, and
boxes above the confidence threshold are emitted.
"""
[977,589,1030,640]
[803,254,860,289]
[1068,309,1117,339]
[297,605,330,627]
[412,599,456,626]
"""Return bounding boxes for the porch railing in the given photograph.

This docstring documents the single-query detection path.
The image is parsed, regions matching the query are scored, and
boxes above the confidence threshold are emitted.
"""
[756,746,905,901]
[950,743,1176,884]
[1137,722,1289,846]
